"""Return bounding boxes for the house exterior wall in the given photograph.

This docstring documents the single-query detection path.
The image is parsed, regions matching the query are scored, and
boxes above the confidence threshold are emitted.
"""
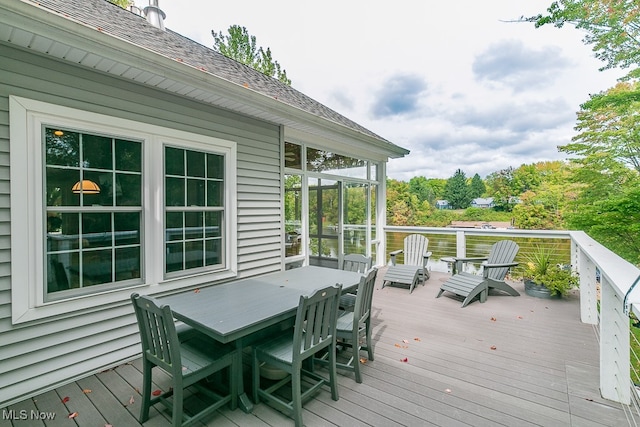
[0,43,282,405]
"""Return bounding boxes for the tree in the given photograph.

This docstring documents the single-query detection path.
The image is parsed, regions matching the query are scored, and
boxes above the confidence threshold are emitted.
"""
[485,167,518,211]
[108,0,131,8]
[444,169,472,209]
[468,173,486,199]
[212,25,291,85]
[527,0,640,79]
[561,81,640,172]
[408,176,434,204]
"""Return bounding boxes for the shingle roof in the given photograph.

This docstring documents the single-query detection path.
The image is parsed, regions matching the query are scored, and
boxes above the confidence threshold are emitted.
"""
[26,0,403,152]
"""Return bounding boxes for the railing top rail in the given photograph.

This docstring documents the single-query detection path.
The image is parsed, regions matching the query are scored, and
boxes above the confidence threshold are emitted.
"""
[569,230,640,312]
[384,225,571,239]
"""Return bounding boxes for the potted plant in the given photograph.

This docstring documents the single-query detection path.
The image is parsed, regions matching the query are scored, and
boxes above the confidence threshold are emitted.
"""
[523,245,579,298]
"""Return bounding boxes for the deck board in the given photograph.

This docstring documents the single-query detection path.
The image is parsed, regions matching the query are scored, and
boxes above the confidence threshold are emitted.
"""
[2,268,635,426]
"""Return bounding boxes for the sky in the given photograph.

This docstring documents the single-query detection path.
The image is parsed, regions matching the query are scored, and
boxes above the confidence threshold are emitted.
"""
[150,0,624,181]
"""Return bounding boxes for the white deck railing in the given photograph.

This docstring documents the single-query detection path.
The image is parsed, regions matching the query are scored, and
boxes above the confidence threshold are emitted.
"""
[383,226,640,408]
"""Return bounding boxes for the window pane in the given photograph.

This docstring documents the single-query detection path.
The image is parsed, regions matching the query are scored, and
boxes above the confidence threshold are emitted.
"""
[166,212,183,241]
[185,241,204,269]
[205,239,221,265]
[185,211,203,239]
[81,172,113,206]
[205,212,222,237]
[166,242,184,273]
[306,148,366,178]
[82,248,112,285]
[285,175,302,257]
[114,212,140,245]
[45,128,80,167]
[207,154,224,179]
[47,253,72,293]
[115,139,141,172]
[207,181,223,207]
[116,173,141,206]
[115,247,141,281]
[82,134,112,170]
[165,147,184,176]
[187,178,205,206]
[187,150,205,177]
[47,212,80,251]
[82,212,112,248]
[166,177,185,206]
[46,168,80,207]
[285,142,302,169]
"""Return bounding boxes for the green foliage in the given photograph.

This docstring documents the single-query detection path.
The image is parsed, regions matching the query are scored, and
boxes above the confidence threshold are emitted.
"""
[524,245,579,296]
[528,0,640,79]
[485,167,518,211]
[211,25,291,85]
[444,169,471,209]
[469,174,486,199]
[108,0,131,8]
[562,81,640,173]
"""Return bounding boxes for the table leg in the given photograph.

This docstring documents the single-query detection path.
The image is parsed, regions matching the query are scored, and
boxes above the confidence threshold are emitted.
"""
[234,338,254,413]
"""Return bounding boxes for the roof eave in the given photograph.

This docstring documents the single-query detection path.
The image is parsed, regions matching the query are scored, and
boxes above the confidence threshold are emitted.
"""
[3,0,409,159]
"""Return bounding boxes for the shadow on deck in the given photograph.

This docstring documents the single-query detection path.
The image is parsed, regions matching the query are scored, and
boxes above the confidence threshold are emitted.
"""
[1,268,634,426]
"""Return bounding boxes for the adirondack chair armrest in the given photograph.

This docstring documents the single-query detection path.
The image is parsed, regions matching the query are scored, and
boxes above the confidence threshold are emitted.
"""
[422,251,432,269]
[482,261,519,269]
[454,256,488,263]
[389,249,403,266]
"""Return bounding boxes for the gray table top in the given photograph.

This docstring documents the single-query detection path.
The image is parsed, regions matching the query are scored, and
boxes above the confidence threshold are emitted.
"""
[159,266,362,343]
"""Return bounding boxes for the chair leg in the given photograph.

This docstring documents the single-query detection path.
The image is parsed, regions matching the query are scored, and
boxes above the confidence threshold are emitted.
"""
[292,369,303,427]
[365,319,374,361]
[172,379,184,427]
[139,360,153,423]
[352,329,362,383]
[328,342,339,400]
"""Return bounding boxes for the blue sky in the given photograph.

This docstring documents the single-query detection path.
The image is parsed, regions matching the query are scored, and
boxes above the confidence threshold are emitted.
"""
[150,0,624,181]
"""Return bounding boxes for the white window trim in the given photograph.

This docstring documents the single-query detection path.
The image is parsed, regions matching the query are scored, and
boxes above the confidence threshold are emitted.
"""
[9,96,237,324]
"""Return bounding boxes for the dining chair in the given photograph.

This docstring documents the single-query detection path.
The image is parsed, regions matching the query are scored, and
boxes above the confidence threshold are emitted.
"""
[131,293,239,427]
[316,267,378,383]
[339,253,372,311]
[251,284,342,427]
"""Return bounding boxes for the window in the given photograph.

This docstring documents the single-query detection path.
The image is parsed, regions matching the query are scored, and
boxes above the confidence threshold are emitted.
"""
[45,128,142,300]
[164,147,224,275]
[10,97,237,323]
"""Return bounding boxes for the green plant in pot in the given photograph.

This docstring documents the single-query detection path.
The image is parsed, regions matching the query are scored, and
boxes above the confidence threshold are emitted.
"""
[524,245,579,298]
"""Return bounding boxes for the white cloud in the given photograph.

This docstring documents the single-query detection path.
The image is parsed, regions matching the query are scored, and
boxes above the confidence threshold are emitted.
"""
[155,0,625,181]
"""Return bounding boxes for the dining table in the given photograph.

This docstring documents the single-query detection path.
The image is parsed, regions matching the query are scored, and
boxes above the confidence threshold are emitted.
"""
[158,265,364,413]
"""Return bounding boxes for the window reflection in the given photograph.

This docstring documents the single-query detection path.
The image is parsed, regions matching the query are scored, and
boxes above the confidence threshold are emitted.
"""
[44,127,142,297]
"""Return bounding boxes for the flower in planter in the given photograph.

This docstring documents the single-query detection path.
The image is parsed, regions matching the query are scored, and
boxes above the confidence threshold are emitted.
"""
[524,245,579,297]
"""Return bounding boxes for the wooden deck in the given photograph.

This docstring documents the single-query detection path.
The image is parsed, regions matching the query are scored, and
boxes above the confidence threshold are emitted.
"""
[1,268,634,426]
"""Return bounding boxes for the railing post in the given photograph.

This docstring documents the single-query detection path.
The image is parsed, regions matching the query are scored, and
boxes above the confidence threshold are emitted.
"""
[576,245,598,325]
[456,231,466,258]
[600,276,631,404]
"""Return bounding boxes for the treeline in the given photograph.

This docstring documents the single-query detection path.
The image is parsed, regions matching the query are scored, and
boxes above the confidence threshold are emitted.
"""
[387,161,574,229]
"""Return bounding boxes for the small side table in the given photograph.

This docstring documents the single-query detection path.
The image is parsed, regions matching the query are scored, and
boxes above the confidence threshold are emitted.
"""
[441,257,462,275]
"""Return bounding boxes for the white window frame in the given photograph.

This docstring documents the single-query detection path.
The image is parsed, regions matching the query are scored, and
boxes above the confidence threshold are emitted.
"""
[10,96,237,324]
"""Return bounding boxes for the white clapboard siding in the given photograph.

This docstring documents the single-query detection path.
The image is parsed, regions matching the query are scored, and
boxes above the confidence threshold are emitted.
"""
[0,44,284,406]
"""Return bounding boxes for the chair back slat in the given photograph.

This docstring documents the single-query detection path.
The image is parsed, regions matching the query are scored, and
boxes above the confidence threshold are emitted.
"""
[353,267,378,324]
[131,293,182,376]
[294,285,341,360]
[404,234,428,266]
[341,254,372,273]
[486,240,519,280]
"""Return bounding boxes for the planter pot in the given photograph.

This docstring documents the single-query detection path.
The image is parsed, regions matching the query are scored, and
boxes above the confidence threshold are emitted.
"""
[524,279,561,299]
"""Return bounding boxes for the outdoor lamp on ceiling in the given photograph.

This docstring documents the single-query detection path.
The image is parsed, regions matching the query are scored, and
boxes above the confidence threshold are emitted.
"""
[72,179,101,195]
